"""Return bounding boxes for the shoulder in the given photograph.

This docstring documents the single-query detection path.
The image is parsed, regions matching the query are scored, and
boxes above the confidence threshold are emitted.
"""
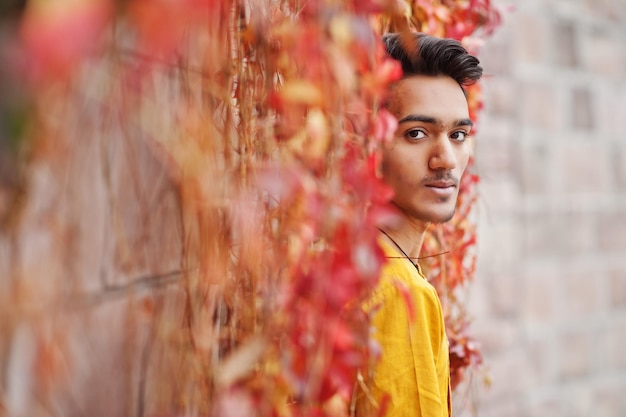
[362,241,439,313]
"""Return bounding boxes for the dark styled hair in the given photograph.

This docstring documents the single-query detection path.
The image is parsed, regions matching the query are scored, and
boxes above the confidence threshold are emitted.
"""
[382,32,483,87]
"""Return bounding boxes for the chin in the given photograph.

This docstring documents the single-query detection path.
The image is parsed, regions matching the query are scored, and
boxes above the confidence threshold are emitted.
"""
[396,200,458,225]
[433,214,455,224]
[417,208,457,224]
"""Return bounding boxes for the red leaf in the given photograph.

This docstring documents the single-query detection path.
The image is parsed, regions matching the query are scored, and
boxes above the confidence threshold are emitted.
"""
[20,0,112,82]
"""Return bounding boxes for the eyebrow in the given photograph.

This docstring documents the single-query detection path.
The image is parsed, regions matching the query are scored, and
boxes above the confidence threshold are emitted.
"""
[397,114,474,129]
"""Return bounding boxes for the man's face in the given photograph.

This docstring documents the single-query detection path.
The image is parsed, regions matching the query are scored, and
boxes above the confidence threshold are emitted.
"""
[382,75,471,224]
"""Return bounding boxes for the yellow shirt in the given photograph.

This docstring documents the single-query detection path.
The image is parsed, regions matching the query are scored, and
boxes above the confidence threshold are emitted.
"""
[355,239,450,417]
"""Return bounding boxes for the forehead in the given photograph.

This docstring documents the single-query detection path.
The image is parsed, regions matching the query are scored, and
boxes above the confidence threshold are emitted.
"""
[388,75,470,123]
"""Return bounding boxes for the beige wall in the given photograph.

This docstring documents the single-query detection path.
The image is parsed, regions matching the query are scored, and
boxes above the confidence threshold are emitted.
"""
[467,1,626,416]
[3,1,626,416]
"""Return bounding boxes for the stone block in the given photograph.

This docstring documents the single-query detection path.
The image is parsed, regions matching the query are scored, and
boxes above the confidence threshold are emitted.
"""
[475,119,517,180]
[519,260,573,325]
[518,141,555,194]
[558,142,613,194]
[480,37,514,77]
[600,320,626,371]
[583,0,626,21]
[560,385,594,417]
[547,0,586,20]
[3,294,154,417]
[519,82,561,130]
[525,334,557,387]
[597,212,626,252]
[570,87,594,129]
[562,268,601,317]
[466,271,492,319]
[592,380,624,417]
[526,394,562,417]
[476,214,523,267]
[608,268,626,309]
[470,318,520,355]
[11,107,185,298]
[579,28,626,78]
[480,348,529,403]
[512,12,550,66]
[482,78,518,118]
[557,330,592,381]
[613,142,626,191]
[523,212,597,258]
[102,128,184,288]
[594,83,626,135]
[552,20,578,68]
[489,271,522,317]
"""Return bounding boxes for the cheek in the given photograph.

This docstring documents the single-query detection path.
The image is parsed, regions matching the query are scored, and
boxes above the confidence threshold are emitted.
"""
[380,145,397,178]
[382,144,403,170]
[380,157,398,183]
[382,151,419,186]
[456,146,471,173]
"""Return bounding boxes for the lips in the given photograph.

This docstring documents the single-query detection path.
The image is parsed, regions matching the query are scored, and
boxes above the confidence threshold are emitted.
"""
[423,179,457,197]
[424,180,456,188]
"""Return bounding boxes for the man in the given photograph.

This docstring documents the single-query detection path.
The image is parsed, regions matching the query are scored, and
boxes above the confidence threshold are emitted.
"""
[354,33,483,417]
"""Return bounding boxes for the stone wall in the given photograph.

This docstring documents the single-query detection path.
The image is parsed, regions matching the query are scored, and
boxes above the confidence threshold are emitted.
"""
[467,1,626,416]
[0,70,189,416]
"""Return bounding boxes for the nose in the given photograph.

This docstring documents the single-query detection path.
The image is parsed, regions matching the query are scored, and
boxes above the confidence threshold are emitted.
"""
[428,134,457,171]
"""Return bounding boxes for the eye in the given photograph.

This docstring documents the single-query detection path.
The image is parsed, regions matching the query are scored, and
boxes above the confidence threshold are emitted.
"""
[450,130,469,143]
[405,128,426,141]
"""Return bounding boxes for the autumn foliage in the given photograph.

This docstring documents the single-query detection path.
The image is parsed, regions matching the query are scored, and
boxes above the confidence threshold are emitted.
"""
[0,0,500,415]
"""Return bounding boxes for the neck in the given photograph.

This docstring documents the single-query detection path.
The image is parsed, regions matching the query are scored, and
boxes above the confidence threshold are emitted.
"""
[379,212,430,261]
